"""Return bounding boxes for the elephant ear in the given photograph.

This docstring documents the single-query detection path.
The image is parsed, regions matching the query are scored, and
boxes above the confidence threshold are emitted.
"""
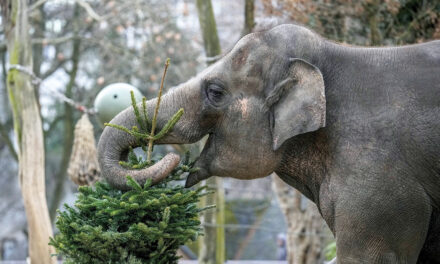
[265,58,326,150]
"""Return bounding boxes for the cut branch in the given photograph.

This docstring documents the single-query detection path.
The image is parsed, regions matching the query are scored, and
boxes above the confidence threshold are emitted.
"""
[32,34,76,45]
[147,58,170,162]
[27,0,48,12]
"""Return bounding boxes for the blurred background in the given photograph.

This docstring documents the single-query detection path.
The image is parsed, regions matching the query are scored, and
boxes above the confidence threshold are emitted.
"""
[0,0,439,262]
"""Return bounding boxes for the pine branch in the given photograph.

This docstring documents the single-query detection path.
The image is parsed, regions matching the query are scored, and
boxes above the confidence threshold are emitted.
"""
[131,91,147,133]
[105,59,183,164]
[50,175,211,264]
[152,108,184,141]
[142,97,150,131]
[104,123,149,139]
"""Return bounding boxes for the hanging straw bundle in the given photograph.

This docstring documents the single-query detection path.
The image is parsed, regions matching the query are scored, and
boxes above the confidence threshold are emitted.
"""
[68,113,100,186]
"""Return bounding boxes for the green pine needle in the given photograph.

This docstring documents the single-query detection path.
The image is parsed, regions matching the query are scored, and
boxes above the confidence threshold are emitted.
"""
[50,176,210,264]
[142,97,150,131]
[152,108,184,141]
[131,91,148,133]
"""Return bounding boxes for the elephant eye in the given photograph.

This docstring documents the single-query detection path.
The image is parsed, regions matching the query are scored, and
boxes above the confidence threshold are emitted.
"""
[207,84,226,105]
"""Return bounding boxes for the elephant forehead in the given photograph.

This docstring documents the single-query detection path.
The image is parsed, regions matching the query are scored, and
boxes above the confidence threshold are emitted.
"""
[228,34,263,70]
[231,47,250,71]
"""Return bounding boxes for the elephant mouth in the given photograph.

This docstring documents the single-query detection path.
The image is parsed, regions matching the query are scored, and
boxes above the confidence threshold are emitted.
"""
[184,165,210,188]
[154,124,213,187]
[183,134,213,188]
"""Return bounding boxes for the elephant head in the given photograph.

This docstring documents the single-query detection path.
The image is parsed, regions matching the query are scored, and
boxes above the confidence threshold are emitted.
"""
[97,24,326,190]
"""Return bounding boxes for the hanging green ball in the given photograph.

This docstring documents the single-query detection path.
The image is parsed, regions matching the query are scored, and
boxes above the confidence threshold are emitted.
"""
[94,83,143,126]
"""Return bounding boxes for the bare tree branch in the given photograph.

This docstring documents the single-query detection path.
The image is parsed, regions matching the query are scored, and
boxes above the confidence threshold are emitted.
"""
[32,34,75,45]
[0,42,6,53]
[41,58,68,80]
[28,0,49,12]
[0,121,18,161]
[43,114,65,138]
[75,0,102,21]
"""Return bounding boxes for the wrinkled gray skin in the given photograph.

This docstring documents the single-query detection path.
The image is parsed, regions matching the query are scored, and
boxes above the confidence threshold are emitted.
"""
[98,24,440,263]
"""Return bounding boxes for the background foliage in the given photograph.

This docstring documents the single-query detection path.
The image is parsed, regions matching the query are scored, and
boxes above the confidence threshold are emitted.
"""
[261,0,440,45]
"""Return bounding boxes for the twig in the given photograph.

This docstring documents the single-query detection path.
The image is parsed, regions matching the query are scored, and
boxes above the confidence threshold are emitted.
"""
[32,35,76,45]
[147,58,170,162]
[0,121,18,161]
[0,42,6,53]
[41,58,68,79]
[75,0,103,21]
[28,0,49,12]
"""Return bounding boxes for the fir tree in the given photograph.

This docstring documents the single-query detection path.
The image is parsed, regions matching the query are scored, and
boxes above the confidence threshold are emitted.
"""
[50,59,213,263]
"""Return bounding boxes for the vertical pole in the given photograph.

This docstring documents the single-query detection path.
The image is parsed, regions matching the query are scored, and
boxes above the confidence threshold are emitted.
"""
[195,1,225,263]
[215,180,225,263]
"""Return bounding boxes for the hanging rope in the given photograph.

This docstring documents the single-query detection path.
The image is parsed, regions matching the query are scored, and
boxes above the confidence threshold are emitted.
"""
[68,113,100,185]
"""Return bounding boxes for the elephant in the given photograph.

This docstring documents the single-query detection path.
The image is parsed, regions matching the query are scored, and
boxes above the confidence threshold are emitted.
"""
[97,24,440,263]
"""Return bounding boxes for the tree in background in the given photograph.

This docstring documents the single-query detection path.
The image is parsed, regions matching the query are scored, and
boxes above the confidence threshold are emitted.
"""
[261,0,440,45]
[242,0,256,36]
[1,0,56,262]
[272,175,326,264]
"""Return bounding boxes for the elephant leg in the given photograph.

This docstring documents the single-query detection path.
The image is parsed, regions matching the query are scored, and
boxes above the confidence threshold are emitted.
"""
[417,209,440,263]
[332,177,432,264]
[335,221,429,264]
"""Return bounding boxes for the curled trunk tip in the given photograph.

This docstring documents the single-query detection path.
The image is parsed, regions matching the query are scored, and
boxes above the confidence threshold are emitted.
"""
[100,152,180,190]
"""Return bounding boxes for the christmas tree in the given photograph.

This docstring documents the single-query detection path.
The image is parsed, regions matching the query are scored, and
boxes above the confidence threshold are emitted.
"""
[50,59,212,263]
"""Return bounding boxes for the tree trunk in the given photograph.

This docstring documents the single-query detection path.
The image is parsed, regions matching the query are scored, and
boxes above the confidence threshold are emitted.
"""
[196,0,221,59]
[272,174,324,264]
[365,0,382,45]
[2,0,56,263]
[242,0,255,36]
[195,2,225,263]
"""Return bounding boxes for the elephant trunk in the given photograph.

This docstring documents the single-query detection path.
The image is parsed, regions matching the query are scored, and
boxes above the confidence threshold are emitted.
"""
[97,82,205,190]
